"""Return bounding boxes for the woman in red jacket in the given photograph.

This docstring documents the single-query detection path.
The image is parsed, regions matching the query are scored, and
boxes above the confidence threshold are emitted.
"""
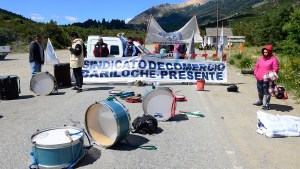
[253,45,279,110]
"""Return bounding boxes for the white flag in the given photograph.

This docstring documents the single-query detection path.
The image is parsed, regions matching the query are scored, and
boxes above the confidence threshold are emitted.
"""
[45,38,59,65]
[218,26,224,60]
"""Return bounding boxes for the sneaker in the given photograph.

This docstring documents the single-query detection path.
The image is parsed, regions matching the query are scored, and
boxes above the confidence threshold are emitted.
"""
[253,101,263,106]
[72,86,79,90]
[262,104,270,110]
[76,88,82,93]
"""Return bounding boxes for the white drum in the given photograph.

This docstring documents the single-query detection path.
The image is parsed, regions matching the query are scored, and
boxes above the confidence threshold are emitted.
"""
[142,87,176,121]
[30,72,56,95]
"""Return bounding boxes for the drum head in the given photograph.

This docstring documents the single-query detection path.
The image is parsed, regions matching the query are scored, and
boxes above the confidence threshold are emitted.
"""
[31,127,83,147]
[143,88,175,121]
[85,103,118,147]
[30,72,54,95]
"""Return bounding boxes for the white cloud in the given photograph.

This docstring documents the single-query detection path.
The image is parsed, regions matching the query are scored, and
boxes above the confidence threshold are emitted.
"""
[51,15,59,19]
[125,18,132,24]
[64,16,78,23]
[30,13,45,20]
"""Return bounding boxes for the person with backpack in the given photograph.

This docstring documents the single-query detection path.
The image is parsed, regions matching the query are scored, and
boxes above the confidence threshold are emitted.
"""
[93,37,109,57]
[66,32,84,93]
[253,45,279,110]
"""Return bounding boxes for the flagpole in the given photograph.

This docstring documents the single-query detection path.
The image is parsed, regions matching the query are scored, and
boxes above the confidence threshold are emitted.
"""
[216,0,219,54]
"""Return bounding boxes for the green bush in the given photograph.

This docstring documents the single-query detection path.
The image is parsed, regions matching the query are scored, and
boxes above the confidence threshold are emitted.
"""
[232,53,243,60]
[238,57,255,69]
[277,55,300,98]
[228,59,235,65]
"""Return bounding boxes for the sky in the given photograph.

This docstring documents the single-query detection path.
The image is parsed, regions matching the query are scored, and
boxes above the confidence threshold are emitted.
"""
[0,0,188,25]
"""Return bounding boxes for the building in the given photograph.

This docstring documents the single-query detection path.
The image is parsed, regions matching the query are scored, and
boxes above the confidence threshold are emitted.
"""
[204,27,233,46]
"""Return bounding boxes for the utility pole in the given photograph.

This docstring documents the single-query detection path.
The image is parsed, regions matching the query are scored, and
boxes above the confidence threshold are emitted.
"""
[216,0,219,54]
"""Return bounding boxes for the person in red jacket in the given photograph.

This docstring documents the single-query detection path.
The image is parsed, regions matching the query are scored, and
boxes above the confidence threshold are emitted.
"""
[93,37,109,57]
[253,45,279,110]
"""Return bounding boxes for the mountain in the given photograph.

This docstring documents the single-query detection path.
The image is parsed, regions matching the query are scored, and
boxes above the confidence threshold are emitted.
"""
[128,0,264,31]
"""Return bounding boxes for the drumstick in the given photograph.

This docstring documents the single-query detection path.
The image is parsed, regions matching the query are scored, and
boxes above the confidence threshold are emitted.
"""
[65,130,73,142]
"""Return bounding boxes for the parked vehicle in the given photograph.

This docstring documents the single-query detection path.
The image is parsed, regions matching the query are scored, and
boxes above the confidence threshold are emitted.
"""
[86,36,151,59]
[0,46,11,60]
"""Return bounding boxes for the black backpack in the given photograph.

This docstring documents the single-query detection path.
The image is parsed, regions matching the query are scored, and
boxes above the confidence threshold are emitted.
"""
[132,114,158,135]
[82,43,87,58]
[275,86,285,99]
[227,85,238,92]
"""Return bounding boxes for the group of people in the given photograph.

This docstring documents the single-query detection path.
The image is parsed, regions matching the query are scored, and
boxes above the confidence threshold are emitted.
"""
[29,33,281,106]
[153,43,187,55]
[28,32,144,93]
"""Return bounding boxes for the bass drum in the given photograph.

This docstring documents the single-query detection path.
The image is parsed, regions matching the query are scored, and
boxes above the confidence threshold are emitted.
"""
[85,99,130,148]
[30,72,56,95]
[142,87,176,121]
[31,126,85,168]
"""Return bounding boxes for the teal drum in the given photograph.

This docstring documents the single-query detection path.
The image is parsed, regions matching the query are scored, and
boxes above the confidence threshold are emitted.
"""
[30,127,85,168]
[85,99,130,148]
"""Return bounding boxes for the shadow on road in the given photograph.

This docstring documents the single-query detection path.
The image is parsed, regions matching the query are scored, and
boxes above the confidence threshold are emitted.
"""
[76,147,101,168]
[85,87,115,91]
[170,114,189,122]
[270,103,294,112]
[109,134,151,151]
[49,92,66,96]
[0,59,18,61]
[17,95,35,99]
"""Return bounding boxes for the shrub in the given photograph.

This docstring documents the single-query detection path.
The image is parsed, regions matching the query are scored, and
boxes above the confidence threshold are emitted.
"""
[238,57,255,69]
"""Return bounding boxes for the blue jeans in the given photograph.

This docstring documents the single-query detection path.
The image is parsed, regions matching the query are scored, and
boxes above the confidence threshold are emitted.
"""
[29,61,42,74]
[256,80,274,105]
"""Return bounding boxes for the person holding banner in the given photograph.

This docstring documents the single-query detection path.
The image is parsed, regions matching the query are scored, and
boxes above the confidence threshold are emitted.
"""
[93,37,109,57]
[67,32,84,93]
[29,34,44,74]
[253,45,279,110]
[117,34,137,57]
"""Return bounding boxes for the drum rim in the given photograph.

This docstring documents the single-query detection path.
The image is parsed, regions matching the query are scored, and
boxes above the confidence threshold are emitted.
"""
[30,72,55,95]
[31,126,84,149]
[142,88,175,121]
[84,101,130,148]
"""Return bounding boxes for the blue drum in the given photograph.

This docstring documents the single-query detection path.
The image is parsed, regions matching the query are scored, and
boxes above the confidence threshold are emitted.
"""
[85,99,130,148]
[30,127,85,168]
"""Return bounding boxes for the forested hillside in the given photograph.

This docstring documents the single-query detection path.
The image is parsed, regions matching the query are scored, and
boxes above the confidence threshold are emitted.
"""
[0,8,146,52]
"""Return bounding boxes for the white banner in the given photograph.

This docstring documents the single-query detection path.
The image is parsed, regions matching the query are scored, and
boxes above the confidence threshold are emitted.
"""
[83,55,227,83]
[145,16,203,44]
[45,38,59,65]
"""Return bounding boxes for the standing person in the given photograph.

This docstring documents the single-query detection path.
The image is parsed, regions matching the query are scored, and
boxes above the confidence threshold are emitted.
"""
[93,37,109,57]
[253,45,279,110]
[29,34,44,74]
[67,32,84,93]
[117,34,137,57]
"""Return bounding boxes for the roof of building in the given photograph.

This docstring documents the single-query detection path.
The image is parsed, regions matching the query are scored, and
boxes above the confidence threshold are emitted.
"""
[206,28,233,37]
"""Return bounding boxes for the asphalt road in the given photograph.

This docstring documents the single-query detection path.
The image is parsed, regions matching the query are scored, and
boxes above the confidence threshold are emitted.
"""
[0,49,299,169]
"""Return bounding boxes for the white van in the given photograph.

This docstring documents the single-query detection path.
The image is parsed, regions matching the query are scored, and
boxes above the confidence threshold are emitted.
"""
[86,35,151,58]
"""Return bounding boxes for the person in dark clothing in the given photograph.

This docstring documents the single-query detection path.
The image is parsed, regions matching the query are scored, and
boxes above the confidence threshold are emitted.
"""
[29,34,44,74]
[93,37,109,57]
[66,32,84,93]
[118,35,137,57]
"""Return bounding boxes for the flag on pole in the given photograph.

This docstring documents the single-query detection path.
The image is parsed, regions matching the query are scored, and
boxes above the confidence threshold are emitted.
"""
[45,38,59,65]
[218,26,224,60]
[187,31,196,59]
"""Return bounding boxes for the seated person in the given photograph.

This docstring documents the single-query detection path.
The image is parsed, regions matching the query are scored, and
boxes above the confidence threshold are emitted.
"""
[93,37,109,57]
